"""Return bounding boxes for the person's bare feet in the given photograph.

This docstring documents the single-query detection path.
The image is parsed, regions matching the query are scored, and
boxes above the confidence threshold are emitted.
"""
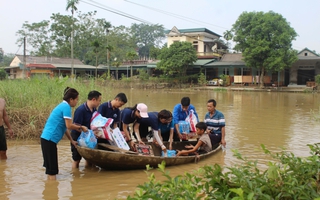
[47,175,56,180]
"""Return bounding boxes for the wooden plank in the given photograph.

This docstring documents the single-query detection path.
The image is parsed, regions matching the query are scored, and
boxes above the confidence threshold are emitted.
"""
[98,143,138,154]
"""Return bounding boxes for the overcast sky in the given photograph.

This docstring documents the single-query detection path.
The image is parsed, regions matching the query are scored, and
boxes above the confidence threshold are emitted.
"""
[0,0,319,55]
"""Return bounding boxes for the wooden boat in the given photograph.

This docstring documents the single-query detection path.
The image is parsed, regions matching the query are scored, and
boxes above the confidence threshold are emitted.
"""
[76,141,221,170]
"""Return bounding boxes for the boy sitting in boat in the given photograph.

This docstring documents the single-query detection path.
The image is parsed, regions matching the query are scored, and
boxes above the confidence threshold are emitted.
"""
[176,122,212,156]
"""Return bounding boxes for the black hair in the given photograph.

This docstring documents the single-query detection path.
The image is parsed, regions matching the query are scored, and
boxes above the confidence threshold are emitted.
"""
[181,97,190,106]
[88,90,101,100]
[126,104,138,111]
[195,122,207,131]
[115,93,127,103]
[63,87,79,102]
[207,99,217,107]
[158,109,172,119]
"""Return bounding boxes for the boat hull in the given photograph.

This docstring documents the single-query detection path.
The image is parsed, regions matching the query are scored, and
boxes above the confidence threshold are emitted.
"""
[77,141,221,170]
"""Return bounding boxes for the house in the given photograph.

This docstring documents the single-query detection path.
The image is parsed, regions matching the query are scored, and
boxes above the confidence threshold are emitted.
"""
[289,48,320,86]
[165,26,228,59]
[5,55,107,79]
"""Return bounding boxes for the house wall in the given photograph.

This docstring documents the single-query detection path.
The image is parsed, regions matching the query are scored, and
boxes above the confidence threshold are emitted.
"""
[298,50,318,57]
[10,57,22,67]
[167,35,204,53]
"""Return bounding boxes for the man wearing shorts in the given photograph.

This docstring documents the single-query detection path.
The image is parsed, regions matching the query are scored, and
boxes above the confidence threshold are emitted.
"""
[0,98,14,160]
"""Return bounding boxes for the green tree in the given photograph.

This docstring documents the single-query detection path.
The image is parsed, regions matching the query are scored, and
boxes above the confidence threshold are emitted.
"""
[232,11,298,88]
[0,54,14,67]
[66,0,80,77]
[126,51,138,77]
[130,23,165,60]
[0,68,7,80]
[0,49,3,63]
[157,41,197,85]
[91,40,101,78]
[223,30,233,50]
[15,20,52,56]
[149,46,161,60]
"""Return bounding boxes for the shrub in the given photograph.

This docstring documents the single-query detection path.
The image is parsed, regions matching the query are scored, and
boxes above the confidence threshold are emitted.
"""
[128,144,320,199]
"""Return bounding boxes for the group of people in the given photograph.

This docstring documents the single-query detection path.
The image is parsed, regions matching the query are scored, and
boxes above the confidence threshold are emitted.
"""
[0,87,226,180]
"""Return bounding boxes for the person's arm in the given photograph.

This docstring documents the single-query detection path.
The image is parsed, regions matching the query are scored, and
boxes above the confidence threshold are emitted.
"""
[173,105,183,139]
[122,123,134,149]
[3,108,13,138]
[153,130,166,152]
[65,118,88,132]
[177,140,203,156]
[174,124,183,139]
[133,123,144,145]
[64,129,77,147]
[220,126,226,147]
[169,128,174,150]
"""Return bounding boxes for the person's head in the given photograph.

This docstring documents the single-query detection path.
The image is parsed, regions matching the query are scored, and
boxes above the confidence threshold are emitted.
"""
[181,97,190,111]
[112,93,127,109]
[63,87,79,107]
[158,109,172,124]
[207,99,217,113]
[135,103,149,118]
[195,122,207,135]
[87,90,102,108]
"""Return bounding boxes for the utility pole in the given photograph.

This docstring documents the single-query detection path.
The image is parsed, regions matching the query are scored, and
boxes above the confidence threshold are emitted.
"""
[23,37,26,79]
[106,29,110,79]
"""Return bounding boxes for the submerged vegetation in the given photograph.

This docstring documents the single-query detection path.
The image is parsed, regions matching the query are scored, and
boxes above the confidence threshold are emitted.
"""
[128,144,320,200]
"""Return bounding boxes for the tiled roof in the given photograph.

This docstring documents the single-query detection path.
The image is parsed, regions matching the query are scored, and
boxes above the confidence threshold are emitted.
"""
[26,63,56,68]
[16,55,84,65]
[297,48,320,57]
[221,53,244,62]
[166,27,221,37]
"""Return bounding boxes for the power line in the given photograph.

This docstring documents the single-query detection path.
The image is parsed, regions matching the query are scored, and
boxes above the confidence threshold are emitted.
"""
[80,0,153,25]
[79,0,227,44]
[123,0,229,31]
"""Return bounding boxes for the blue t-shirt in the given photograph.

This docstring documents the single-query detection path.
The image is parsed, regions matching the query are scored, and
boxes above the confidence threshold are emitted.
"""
[137,112,158,130]
[71,102,96,135]
[98,101,120,127]
[172,103,199,125]
[158,120,174,133]
[204,109,225,135]
[41,101,72,144]
[121,108,136,125]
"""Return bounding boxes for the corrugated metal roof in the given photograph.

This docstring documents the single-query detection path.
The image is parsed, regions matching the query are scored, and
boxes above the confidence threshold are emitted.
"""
[193,59,215,66]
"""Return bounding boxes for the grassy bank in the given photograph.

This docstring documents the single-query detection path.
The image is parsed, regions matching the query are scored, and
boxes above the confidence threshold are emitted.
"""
[0,77,112,139]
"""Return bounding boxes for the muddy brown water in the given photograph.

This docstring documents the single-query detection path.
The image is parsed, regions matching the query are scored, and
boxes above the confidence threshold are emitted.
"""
[1,89,320,199]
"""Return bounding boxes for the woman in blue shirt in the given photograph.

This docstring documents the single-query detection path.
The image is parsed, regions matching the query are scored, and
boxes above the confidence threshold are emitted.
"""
[40,87,88,180]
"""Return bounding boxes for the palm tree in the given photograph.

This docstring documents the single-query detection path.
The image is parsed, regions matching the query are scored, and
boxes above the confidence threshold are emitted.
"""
[92,40,100,78]
[126,51,137,78]
[223,30,233,51]
[66,0,79,78]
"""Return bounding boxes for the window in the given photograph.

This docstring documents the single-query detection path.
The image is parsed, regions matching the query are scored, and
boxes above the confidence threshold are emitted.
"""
[305,52,308,56]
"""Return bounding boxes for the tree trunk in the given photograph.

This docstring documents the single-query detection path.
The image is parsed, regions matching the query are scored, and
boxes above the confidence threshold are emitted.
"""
[259,67,265,88]
[71,11,74,78]
[95,55,98,78]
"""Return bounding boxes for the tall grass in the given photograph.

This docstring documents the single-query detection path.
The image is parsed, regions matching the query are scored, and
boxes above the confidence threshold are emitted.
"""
[0,76,112,139]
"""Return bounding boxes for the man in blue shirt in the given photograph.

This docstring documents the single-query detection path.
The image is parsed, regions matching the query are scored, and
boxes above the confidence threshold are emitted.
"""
[71,90,102,168]
[98,93,127,129]
[173,97,199,140]
[204,99,226,148]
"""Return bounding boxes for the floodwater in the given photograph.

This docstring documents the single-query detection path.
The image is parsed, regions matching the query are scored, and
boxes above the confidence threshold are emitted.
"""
[1,88,320,200]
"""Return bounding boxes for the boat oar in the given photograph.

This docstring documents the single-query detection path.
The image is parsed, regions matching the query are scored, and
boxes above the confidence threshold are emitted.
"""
[98,143,138,154]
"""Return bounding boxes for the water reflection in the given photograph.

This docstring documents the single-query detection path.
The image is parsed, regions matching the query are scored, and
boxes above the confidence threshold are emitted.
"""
[42,180,59,200]
[1,90,320,199]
